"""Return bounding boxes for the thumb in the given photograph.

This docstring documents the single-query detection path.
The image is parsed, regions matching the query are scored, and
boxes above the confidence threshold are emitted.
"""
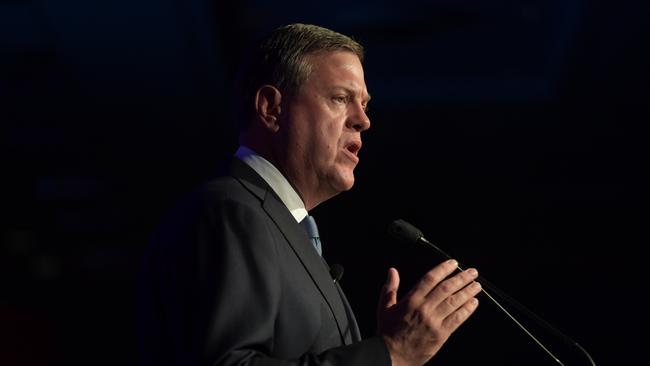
[378,267,400,311]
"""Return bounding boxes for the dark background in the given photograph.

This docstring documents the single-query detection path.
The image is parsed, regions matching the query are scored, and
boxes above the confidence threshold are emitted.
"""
[2,0,648,365]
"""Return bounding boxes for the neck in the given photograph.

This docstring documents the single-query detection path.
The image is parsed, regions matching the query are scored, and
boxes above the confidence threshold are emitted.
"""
[239,135,328,210]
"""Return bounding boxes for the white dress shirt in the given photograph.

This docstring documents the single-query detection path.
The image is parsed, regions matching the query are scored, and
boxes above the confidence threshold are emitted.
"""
[235,145,308,223]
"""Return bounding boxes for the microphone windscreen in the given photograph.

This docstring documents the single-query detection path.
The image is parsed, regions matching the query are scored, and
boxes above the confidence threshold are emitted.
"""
[330,264,344,283]
[388,219,424,244]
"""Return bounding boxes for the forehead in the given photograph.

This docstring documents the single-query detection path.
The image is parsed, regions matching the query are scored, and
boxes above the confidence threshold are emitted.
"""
[304,51,367,91]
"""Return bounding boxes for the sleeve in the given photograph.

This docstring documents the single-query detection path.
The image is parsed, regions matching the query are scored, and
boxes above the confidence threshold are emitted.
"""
[144,193,391,366]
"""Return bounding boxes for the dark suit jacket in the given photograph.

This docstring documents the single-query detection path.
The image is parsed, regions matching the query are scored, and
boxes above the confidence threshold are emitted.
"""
[139,158,390,365]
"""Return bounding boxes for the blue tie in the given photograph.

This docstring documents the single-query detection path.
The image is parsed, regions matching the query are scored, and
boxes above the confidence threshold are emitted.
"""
[300,215,322,256]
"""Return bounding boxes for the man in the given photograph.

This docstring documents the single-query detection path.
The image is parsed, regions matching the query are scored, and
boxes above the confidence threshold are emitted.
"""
[139,23,481,366]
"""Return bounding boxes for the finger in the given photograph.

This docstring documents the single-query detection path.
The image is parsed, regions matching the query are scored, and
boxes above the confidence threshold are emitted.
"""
[407,259,459,303]
[441,296,479,333]
[435,280,482,319]
[378,267,400,311]
[425,268,479,305]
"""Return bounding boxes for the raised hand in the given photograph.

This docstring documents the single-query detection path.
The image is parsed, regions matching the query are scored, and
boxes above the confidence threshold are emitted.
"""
[377,259,481,366]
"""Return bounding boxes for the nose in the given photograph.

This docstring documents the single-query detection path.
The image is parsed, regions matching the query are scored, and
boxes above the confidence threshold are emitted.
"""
[347,102,371,132]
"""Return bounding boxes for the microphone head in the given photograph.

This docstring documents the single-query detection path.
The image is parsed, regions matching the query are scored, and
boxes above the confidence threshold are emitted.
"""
[389,219,456,263]
[330,264,344,283]
[388,219,424,244]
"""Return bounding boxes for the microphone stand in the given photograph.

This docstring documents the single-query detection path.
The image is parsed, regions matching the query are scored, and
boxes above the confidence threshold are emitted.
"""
[417,235,596,366]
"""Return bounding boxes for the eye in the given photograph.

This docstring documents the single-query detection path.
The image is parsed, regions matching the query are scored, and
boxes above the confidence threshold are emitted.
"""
[332,95,348,104]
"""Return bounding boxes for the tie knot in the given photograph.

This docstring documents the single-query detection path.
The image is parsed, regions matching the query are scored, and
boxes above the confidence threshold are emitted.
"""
[300,215,320,239]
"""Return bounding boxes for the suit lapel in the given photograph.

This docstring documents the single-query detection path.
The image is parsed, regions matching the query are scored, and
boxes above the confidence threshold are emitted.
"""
[229,158,353,345]
[262,195,353,345]
[335,282,362,343]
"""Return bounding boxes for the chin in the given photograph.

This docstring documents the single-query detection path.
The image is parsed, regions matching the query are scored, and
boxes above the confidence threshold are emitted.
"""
[332,172,356,192]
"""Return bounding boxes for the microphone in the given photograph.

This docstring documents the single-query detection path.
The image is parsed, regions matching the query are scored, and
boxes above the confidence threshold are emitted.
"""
[388,219,596,366]
[330,264,344,284]
[389,220,454,261]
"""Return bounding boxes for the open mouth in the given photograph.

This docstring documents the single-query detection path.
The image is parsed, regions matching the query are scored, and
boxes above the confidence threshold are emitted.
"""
[345,141,361,156]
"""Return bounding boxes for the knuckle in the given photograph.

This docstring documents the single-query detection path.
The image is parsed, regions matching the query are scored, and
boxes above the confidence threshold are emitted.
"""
[444,295,460,309]
[458,300,478,320]
[470,281,482,294]
[450,309,465,324]
[443,300,478,332]
[454,304,472,321]
[463,269,478,281]
[422,272,440,286]
[438,279,456,294]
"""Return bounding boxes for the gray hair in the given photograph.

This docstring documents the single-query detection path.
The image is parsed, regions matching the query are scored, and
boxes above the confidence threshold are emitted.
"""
[236,23,364,131]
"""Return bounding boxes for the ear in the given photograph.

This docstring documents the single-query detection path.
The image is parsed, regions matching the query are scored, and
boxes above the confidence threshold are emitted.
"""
[254,85,283,132]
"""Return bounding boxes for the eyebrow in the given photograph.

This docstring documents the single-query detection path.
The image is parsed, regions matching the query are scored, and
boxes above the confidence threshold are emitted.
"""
[332,86,371,104]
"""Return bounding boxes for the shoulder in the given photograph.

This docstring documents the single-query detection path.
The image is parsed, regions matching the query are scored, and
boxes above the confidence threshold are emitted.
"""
[148,174,278,263]
[200,175,257,205]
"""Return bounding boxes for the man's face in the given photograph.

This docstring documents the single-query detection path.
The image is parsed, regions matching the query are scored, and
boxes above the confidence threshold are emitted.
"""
[278,51,371,208]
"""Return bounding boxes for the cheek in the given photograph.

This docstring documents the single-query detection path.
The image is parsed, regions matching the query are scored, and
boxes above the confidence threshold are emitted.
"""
[319,131,342,163]
[308,120,336,154]
[322,118,345,150]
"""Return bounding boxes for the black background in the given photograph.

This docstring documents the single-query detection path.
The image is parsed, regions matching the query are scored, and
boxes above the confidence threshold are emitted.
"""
[2,1,648,365]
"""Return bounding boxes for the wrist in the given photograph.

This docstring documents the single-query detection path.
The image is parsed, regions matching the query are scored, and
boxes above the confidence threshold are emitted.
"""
[382,335,414,366]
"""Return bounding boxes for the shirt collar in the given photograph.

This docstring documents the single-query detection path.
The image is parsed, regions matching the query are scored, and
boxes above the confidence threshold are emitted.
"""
[235,145,308,223]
